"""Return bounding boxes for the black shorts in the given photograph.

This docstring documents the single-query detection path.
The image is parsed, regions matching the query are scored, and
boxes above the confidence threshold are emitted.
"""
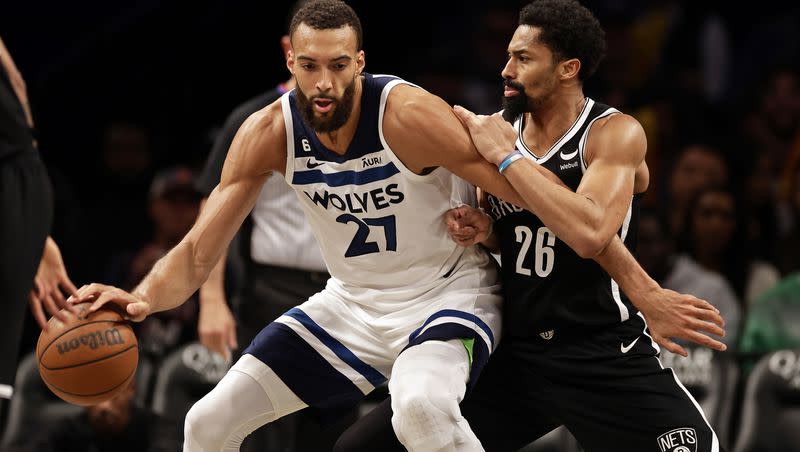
[462,316,721,452]
[0,150,53,389]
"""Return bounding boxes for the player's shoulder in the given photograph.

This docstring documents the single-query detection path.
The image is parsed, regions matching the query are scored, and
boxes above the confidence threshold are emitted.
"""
[591,110,644,141]
[240,96,286,138]
[384,82,448,130]
[224,89,282,129]
[228,97,287,172]
[584,106,646,165]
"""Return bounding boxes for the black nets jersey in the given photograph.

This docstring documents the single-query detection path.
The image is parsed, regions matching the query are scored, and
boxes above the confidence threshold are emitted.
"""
[486,98,643,341]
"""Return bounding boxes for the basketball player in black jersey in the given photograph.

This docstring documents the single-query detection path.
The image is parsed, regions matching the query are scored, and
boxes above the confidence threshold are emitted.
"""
[334,1,725,451]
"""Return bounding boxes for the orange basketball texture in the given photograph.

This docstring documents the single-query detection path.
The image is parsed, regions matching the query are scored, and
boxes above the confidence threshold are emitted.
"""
[36,302,138,406]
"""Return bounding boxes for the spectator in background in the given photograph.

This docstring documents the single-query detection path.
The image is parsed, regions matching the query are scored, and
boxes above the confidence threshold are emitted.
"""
[738,271,800,378]
[742,66,800,174]
[15,379,181,452]
[107,166,202,363]
[743,151,782,264]
[82,119,156,280]
[638,207,741,348]
[461,4,518,114]
[776,163,800,273]
[679,186,780,311]
[667,140,729,234]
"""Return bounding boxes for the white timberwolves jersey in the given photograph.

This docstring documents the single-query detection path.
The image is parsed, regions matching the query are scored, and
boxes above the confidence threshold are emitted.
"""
[281,73,481,290]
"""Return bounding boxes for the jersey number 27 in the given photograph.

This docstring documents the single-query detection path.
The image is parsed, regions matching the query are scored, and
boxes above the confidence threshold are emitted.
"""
[338,214,397,257]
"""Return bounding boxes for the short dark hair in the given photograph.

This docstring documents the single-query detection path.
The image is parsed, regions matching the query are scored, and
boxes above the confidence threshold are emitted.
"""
[286,1,311,33]
[519,0,606,81]
[289,0,363,51]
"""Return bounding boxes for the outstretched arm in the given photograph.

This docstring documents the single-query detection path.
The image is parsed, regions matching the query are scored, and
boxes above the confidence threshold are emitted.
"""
[594,240,726,355]
[69,105,285,320]
[447,107,726,355]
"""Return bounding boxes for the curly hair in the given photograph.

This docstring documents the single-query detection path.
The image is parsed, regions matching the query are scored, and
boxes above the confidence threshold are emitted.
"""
[289,0,363,51]
[519,0,606,81]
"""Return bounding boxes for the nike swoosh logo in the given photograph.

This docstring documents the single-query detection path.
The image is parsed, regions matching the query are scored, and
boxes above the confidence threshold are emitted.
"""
[620,336,640,354]
[306,160,325,169]
[559,149,578,160]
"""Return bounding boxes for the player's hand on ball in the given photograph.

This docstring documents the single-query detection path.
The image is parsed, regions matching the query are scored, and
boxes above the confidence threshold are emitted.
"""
[67,283,151,322]
[639,287,726,357]
[446,205,492,246]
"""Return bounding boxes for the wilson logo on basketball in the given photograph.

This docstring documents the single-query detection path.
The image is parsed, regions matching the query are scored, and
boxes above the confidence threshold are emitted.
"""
[55,328,126,354]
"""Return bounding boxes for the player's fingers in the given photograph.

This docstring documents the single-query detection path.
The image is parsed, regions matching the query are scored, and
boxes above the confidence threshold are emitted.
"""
[445,206,463,220]
[453,225,477,236]
[445,213,459,230]
[87,289,128,313]
[199,332,214,351]
[685,316,725,338]
[456,214,480,230]
[68,283,110,303]
[228,323,238,350]
[59,273,79,298]
[683,330,727,352]
[201,333,224,356]
[689,305,725,328]
[657,336,688,357]
[50,282,67,310]
[453,105,477,127]
[42,290,61,318]
[126,302,150,322]
[66,284,90,303]
[49,295,72,325]
[29,292,48,330]
[688,296,720,315]
[692,308,725,330]
[216,332,228,356]
[33,277,44,298]
[453,234,478,246]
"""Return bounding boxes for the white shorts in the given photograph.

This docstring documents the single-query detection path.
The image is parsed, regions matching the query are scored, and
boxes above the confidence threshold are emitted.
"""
[240,248,501,415]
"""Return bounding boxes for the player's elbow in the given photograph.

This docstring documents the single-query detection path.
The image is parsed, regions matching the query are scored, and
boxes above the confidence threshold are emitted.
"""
[572,231,612,259]
[180,240,215,285]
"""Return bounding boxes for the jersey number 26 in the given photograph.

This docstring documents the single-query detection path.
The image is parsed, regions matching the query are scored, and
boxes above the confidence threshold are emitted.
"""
[514,226,555,277]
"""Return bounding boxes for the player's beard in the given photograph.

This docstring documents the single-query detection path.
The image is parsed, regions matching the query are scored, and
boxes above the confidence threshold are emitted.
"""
[296,77,357,133]
[501,74,558,122]
[501,79,529,122]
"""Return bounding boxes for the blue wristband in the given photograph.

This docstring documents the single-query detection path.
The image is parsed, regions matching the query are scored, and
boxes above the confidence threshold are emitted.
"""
[498,150,523,174]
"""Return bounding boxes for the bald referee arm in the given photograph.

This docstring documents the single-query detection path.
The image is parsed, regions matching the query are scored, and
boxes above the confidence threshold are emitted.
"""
[69,102,285,320]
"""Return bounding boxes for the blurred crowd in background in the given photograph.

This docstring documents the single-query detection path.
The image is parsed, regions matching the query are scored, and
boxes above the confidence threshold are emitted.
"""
[2,0,800,451]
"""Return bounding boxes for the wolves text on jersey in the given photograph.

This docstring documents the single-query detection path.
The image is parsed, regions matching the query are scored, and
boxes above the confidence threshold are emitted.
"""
[303,183,405,214]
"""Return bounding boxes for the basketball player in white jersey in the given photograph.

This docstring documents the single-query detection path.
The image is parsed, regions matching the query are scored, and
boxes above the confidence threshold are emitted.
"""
[70,1,725,451]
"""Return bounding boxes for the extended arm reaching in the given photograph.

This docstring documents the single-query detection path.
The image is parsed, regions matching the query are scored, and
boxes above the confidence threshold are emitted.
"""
[68,104,286,321]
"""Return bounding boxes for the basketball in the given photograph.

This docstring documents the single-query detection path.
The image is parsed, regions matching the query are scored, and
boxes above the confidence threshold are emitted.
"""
[36,302,138,406]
